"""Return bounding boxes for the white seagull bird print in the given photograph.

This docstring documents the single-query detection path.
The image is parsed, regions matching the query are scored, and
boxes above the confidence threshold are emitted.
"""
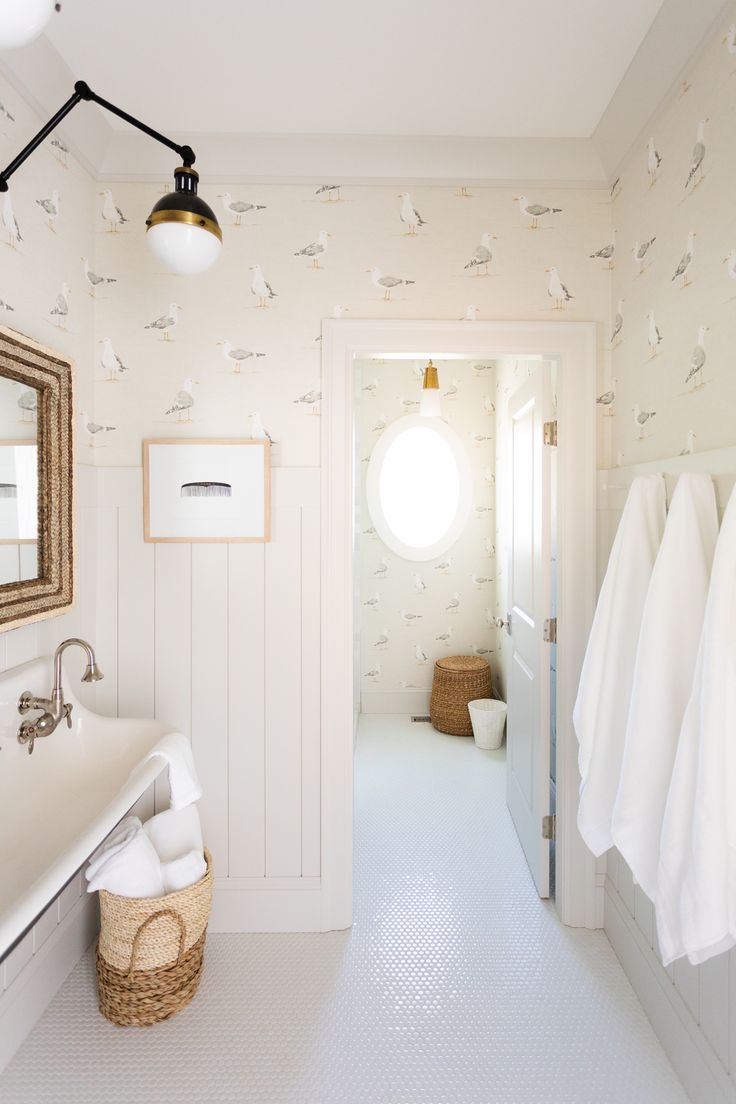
[590,229,616,268]
[250,264,277,308]
[2,195,22,249]
[632,237,656,274]
[464,232,496,275]
[217,193,266,226]
[647,137,662,185]
[632,405,656,438]
[367,267,415,301]
[99,338,126,381]
[294,230,331,268]
[145,303,181,341]
[546,267,573,310]
[166,378,198,421]
[400,610,423,626]
[515,195,562,229]
[611,298,624,345]
[49,283,70,328]
[398,192,426,234]
[36,189,60,231]
[80,411,116,446]
[685,326,708,389]
[685,119,708,190]
[82,257,116,295]
[216,340,265,371]
[672,232,696,288]
[99,190,128,232]
[647,311,662,357]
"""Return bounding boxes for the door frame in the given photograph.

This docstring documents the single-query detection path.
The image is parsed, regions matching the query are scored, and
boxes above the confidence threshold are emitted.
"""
[320,319,598,931]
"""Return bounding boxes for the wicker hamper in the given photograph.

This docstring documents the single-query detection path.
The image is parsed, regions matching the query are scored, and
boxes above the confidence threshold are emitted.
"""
[430,655,492,736]
[96,849,213,1027]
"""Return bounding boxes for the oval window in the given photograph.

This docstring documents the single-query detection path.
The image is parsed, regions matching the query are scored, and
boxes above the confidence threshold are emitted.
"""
[366,415,472,562]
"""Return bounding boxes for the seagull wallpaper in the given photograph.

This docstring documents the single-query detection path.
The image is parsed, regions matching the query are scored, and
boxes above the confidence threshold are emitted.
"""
[358,357,496,696]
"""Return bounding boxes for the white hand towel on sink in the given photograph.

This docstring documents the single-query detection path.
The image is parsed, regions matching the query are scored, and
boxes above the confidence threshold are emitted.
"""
[574,474,666,856]
[85,823,165,899]
[657,485,736,965]
[140,732,203,810]
[611,473,718,901]
[161,849,207,893]
[144,804,204,863]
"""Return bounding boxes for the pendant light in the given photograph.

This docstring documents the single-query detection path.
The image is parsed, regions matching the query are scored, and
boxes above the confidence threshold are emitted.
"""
[0,0,57,50]
[419,359,441,417]
[0,80,222,276]
[146,167,222,275]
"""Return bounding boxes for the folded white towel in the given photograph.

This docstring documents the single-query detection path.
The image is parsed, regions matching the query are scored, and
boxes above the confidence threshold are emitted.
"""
[161,849,207,893]
[574,474,666,856]
[86,816,142,880]
[86,823,165,899]
[140,733,202,810]
[658,485,736,966]
[611,474,718,901]
[144,804,204,863]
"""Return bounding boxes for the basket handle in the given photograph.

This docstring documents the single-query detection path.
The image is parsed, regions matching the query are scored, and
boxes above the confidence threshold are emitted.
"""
[126,908,187,977]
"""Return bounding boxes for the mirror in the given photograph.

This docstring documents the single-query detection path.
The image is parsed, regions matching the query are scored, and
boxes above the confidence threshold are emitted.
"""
[0,378,40,584]
[0,328,73,629]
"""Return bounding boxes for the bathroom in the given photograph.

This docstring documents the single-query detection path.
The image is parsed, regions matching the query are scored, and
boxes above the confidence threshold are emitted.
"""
[0,2,735,1102]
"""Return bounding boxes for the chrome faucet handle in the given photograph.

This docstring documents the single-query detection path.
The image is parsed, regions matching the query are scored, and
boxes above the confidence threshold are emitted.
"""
[64,702,73,728]
[18,691,52,715]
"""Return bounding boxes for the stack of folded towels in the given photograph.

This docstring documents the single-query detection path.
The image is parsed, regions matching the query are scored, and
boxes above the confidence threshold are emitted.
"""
[85,804,206,898]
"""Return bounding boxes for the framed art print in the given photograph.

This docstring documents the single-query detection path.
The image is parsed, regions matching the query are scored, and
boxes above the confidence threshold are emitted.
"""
[143,438,271,542]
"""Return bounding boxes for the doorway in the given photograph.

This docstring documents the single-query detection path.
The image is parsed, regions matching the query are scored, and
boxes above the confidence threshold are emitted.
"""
[320,320,598,934]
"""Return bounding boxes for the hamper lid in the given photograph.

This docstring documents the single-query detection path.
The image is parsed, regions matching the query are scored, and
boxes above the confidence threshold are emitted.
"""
[435,654,489,672]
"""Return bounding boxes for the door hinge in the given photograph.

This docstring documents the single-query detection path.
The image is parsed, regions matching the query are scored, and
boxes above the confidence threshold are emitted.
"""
[543,420,558,447]
[542,814,556,840]
[543,617,557,643]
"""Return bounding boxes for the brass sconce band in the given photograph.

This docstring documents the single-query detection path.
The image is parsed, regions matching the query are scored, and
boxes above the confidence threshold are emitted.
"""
[422,360,439,390]
[146,208,223,241]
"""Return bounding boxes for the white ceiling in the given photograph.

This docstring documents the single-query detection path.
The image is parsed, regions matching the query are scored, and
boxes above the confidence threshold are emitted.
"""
[0,0,729,183]
[46,0,665,138]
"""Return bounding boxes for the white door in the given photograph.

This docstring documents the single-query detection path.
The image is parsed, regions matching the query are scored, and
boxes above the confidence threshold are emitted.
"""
[505,363,553,897]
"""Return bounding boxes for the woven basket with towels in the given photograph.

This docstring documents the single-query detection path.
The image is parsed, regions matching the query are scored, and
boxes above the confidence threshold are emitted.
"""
[430,655,492,736]
[96,849,213,1026]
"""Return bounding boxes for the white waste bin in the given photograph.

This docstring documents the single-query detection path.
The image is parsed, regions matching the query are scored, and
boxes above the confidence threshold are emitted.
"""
[468,699,507,750]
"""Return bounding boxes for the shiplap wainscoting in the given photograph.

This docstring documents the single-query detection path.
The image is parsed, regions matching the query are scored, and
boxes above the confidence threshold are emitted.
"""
[93,466,323,932]
[599,456,736,1104]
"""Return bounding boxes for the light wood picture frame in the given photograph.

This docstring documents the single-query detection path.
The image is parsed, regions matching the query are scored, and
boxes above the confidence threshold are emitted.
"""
[143,438,271,543]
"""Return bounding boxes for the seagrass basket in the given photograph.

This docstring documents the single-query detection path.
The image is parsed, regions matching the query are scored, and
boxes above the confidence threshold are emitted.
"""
[96,849,213,1027]
[430,655,492,736]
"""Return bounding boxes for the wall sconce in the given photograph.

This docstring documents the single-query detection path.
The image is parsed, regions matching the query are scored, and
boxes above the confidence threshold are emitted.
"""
[0,0,59,49]
[419,359,442,417]
[0,80,222,275]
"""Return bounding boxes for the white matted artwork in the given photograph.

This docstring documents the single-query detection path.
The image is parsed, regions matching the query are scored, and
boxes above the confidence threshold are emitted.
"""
[143,438,271,543]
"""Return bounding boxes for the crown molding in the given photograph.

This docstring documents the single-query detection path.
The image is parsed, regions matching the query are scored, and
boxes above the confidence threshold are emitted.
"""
[592,0,732,180]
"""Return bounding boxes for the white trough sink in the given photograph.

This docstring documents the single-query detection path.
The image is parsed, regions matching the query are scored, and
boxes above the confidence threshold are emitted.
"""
[0,656,175,956]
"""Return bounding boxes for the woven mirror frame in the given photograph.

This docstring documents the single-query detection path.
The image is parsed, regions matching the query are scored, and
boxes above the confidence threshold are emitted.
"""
[0,327,74,630]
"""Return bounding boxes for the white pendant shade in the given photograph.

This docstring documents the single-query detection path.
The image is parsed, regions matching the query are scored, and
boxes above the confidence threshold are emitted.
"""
[0,0,55,49]
[147,221,222,276]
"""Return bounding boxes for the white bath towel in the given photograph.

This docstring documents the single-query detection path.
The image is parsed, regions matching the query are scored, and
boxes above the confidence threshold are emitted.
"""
[140,733,202,810]
[657,485,736,966]
[86,822,165,898]
[161,849,207,893]
[86,816,142,876]
[611,474,718,901]
[144,804,204,863]
[574,474,666,856]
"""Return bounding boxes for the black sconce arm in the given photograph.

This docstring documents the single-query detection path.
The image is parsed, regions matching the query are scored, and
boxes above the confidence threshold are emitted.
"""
[0,80,196,192]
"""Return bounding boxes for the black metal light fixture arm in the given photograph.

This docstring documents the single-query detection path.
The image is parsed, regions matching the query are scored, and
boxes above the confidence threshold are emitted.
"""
[0,79,195,192]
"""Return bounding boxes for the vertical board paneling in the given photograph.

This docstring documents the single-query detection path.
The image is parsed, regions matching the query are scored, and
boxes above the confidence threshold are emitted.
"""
[154,543,192,810]
[301,505,321,878]
[191,545,230,874]
[635,887,654,950]
[117,499,155,718]
[94,506,118,716]
[0,547,19,585]
[674,957,701,1023]
[264,506,302,877]
[700,957,730,1070]
[228,543,266,877]
[617,855,636,918]
[5,623,38,669]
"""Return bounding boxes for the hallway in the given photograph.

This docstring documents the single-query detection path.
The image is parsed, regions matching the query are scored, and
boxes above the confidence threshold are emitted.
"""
[1,716,688,1103]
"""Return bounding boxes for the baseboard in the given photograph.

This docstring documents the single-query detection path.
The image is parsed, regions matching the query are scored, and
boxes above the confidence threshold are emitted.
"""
[0,892,98,1075]
[360,689,431,714]
[604,877,736,1104]
[210,878,325,932]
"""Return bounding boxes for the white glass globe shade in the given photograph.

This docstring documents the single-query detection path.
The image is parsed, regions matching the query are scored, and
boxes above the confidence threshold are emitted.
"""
[419,388,442,417]
[0,0,55,49]
[147,221,221,276]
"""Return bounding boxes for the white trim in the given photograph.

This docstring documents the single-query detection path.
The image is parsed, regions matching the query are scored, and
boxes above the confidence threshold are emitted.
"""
[366,414,472,562]
[605,878,735,1104]
[321,319,599,931]
[210,883,323,934]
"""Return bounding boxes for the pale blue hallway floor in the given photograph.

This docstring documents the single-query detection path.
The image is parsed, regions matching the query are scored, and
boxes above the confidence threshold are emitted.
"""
[1,715,688,1103]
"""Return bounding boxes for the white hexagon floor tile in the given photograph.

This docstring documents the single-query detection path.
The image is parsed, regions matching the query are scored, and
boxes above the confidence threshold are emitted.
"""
[0,715,688,1104]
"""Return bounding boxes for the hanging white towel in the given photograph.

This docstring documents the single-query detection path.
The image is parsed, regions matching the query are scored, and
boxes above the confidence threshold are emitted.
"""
[143,804,204,863]
[138,733,203,810]
[611,474,718,901]
[657,485,736,966]
[86,822,165,898]
[160,849,207,893]
[574,474,666,856]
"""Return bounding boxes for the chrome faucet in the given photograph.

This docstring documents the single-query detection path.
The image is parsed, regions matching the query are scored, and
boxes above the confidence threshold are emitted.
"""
[17,638,104,754]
